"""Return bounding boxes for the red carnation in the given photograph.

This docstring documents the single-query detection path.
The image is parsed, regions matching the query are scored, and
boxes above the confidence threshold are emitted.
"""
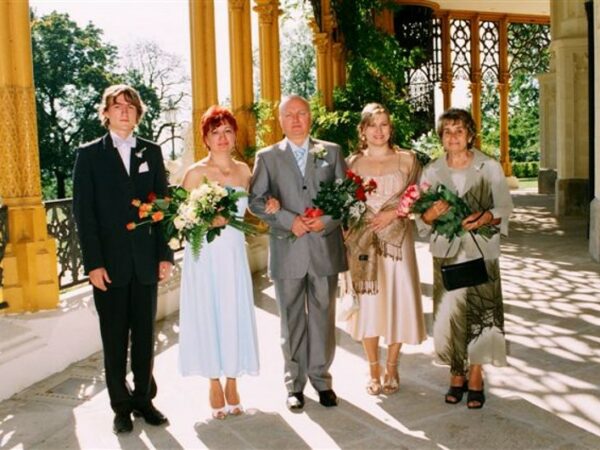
[147,192,157,202]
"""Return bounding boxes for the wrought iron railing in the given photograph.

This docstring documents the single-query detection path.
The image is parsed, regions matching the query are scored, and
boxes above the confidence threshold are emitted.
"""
[45,199,87,289]
[0,205,8,303]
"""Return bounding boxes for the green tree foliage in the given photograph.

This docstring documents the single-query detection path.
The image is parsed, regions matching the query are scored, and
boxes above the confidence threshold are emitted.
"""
[122,40,189,147]
[32,11,118,199]
[280,1,316,99]
[481,23,550,165]
[309,0,418,155]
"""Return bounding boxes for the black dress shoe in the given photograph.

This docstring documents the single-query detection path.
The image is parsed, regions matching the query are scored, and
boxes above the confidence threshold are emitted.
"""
[113,412,133,434]
[132,404,169,426]
[318,389,338,407]
[286,392,305,411]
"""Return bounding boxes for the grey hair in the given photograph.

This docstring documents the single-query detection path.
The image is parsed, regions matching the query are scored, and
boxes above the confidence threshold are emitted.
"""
[279,94,311,115]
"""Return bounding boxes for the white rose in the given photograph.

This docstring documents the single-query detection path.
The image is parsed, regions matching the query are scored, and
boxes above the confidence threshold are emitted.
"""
[168,238,180,250]
[173,215,186,230]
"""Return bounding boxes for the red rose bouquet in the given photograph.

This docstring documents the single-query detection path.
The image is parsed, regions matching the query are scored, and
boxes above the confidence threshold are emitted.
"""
[312,169,377,230]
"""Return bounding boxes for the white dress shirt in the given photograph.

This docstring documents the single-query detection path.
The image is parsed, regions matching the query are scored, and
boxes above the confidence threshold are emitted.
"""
[110,131,137,175]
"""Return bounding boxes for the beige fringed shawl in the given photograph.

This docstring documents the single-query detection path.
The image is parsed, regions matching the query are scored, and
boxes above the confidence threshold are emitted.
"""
[344,149,421,294]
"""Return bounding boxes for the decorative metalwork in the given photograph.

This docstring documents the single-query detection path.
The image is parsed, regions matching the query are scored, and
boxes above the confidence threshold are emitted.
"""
[451,19,471,81]
[508,23,551,76]
[432,18,442,82]
[393,5,439,124]
[45,199,86,289]
[480,21,500,84]
[0,205,8,291]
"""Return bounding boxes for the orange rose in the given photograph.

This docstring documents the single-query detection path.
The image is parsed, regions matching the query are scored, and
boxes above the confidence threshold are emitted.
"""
[131,199,141,207]
[126,222,136,230]
[139,210,149,219]
[151,211,164,222]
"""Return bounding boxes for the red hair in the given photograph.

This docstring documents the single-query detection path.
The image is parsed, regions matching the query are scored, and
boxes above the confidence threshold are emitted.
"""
[201,105,238,140]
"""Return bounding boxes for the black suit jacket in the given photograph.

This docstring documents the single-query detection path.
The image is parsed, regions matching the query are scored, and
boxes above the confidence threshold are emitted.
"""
[73,133,174,287]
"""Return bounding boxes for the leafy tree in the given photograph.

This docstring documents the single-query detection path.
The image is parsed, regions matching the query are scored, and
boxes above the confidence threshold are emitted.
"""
[122,40,190,149]
[308,0,419,155]
[280,1,316,98]
[32,11,118,199]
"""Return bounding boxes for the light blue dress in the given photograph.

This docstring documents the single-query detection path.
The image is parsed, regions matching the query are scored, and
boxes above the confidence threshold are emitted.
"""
[178,189,260,378]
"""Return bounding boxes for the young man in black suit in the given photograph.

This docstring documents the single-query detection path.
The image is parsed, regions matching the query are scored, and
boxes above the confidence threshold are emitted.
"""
[73,84,174,434]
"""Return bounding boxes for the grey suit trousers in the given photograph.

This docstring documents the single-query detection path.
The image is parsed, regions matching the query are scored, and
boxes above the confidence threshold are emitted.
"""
[273,273,338,393]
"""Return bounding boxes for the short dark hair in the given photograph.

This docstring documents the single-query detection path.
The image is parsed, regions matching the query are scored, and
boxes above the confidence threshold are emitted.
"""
[436,108,477,149]
[98,84,146,128]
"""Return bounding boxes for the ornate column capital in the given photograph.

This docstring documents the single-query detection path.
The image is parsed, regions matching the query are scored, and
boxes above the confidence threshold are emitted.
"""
[313,32,329,54]
[229,0,245,10]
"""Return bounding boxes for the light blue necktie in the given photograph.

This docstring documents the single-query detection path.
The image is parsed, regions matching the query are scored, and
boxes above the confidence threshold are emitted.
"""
[292,146,308,176]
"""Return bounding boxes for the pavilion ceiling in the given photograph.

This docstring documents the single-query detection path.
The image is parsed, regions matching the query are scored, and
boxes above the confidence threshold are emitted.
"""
[422,0,549,17]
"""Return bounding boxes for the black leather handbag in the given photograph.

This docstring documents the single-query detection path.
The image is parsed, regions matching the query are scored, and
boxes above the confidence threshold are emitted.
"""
[441,232,489,291]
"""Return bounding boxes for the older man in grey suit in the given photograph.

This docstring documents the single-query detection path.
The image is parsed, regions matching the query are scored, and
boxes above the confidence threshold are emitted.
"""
[249,95,348,411]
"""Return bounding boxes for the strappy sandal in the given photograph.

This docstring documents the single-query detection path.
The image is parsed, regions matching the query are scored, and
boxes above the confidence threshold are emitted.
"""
[467,382,485,409]
[211,406,227,420]
[227,403,244,416]
[366,361,382,395]
[445,379,469,404]
[382,361,399,395]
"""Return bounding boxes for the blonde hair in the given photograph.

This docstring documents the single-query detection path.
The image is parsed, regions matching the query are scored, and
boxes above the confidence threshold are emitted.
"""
[356,102,394,152]
[98,84,147,128]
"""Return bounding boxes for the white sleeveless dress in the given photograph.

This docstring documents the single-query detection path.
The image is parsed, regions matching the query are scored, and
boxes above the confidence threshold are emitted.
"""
[178,188,260,378]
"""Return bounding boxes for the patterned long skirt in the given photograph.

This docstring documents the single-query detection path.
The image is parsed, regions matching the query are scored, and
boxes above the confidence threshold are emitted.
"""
[432,254,507,375]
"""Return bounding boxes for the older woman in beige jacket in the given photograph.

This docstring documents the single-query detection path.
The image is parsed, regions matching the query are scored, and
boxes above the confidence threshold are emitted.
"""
[417,108,513,409]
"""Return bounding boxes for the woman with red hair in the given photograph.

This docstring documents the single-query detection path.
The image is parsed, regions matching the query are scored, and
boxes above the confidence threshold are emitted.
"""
[177,105,278,419]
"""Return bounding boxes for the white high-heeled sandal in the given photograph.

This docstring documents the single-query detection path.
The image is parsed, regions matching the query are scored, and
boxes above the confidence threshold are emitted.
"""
[211,406,227,420]
[226,403,244,416]
[366,360,382,395]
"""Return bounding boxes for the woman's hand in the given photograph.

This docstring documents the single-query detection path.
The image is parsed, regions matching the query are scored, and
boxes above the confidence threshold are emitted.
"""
[422,200,451,225]
[265,197,280,214]
[211,214,229,228]
[369,209,397,232]
[462,211,494,231]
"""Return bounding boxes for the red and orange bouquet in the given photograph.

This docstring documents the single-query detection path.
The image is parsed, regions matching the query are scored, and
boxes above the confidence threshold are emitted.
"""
[312,169,377,230]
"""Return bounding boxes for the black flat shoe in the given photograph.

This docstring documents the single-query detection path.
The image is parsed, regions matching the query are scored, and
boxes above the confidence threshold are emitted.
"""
[132,404,169,426]
[318,389,338,407]
[445,379,469,404]
[286,392,305,412]
[113,412,133,434]
[467,382,486,409]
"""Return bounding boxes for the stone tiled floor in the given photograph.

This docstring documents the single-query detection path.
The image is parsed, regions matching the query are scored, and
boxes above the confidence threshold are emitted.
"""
[1,190,599,449]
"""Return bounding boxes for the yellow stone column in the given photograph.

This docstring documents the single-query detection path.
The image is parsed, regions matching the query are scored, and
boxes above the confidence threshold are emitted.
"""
[313,31,332,109]
[497,17,513,178]
[254,0,282,144]
[332,42,346,89]
[189,0,218,160]
[469,15,482,149]
[440,13,453,110]
[228,0,255,160]
[0,0,59,312]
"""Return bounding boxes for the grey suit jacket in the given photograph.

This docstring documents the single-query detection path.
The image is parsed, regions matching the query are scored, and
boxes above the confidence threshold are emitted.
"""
[249,137,349,279]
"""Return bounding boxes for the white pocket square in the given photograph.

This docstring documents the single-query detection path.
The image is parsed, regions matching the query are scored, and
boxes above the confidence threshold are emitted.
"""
[138,162,149,173]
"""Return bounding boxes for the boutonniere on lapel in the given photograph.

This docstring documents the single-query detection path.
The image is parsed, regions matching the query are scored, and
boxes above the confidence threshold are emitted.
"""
[135,147,147,159]
[310,144,328,167]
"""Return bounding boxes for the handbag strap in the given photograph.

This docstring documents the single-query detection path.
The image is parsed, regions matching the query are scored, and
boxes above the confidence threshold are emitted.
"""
[443,212,487,259]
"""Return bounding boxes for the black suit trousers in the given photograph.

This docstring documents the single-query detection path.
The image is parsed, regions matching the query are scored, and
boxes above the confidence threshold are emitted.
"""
[93,276,158,414]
